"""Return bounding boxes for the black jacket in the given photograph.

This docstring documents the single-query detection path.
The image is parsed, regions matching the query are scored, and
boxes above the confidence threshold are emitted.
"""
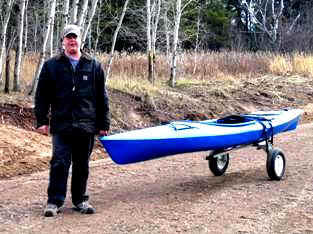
[34,52,110,134]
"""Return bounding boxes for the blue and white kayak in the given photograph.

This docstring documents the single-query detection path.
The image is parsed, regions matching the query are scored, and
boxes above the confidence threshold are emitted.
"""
[99,109,303,164]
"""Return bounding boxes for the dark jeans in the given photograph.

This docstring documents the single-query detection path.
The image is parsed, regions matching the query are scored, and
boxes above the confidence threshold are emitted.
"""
[47,131,95,207]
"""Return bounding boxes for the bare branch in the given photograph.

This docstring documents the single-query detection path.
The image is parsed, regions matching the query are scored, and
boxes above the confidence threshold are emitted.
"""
[287,13,300,35]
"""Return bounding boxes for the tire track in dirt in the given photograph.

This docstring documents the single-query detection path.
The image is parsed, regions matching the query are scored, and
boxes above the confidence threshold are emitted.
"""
[268,124,313,233]
[237,123,313,233]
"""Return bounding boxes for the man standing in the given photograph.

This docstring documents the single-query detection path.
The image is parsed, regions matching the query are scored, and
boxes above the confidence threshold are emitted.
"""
[35,24,110,217]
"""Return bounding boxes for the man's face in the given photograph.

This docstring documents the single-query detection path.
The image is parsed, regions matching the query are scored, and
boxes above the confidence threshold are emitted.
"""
[63,33,81,55]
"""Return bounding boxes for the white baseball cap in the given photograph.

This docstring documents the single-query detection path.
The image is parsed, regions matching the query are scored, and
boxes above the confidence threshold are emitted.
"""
[63,24,81,38]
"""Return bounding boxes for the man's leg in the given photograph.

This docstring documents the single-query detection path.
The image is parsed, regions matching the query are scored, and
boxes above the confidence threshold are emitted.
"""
[47,133,72,208]
[71,133,94,209]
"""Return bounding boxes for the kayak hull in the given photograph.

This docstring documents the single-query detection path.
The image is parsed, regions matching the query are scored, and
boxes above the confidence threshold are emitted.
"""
[100,109,303,164]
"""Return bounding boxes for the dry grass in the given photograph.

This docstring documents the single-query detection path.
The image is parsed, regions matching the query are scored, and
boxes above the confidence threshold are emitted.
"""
[292,52,313,76]
[21,53,39,82]
[268,54,292,76]
[107,73,161,96]
[2,51,313,95]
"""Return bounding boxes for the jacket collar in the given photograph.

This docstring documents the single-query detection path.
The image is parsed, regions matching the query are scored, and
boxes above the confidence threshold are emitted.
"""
[55,50,93,62]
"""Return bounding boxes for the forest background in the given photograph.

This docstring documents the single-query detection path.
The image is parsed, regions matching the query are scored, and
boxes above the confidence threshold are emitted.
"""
[0,0,313,126]
[1,0,313,92]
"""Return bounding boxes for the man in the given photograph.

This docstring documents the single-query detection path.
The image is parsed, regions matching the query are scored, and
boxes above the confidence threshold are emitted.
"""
[35,24,110,217]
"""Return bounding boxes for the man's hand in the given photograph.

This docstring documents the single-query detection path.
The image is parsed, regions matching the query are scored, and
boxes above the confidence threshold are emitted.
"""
[99,130,108,136]
[36,125,49,136]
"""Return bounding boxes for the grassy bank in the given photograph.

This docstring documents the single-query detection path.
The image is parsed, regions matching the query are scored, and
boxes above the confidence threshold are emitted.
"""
[11,51,313,95]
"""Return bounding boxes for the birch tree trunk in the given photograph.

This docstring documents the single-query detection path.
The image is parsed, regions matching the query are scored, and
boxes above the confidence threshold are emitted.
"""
[62,0,70,30]
[28,0,56,95]
[4,51,11,93]
[169,0,182,88]
[106,0,130,80]
[0,0,15,84]
[71,0,79,24]
[81,0,99,46]
[4,30,16,93]
[13,0,27,91]
[163,2,170,60]
[23,0,29,53]
[270,0,284,50]
[59,0,70,52]
[169,0,193,87]
[94,0,102,52]
[193,3,201,74]
[147,0,161,84]
[152,0,161,53]
[146,0,153,83]
[77,0,89,27]
[34,13,38,52]
[49,16,55,57]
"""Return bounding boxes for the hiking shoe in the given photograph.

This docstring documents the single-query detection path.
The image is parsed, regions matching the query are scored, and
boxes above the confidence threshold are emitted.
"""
[73,201,95,214]
[44,203,59,217]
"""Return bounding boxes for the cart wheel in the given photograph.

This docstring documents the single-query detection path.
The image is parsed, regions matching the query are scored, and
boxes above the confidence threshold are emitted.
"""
[208,152,229,176]
[266,148,286,181]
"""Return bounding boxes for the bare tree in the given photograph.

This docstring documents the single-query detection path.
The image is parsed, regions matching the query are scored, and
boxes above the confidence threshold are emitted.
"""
[33,12,39,53]
[57,0,70,51]
[29,0,56,95]
[147,0,152,82]
[77,0,89,27]
[169,0,194,87]
[62,0,70,28]
[286,13,300,35]
[163,1,171,60]
[48,1,56,58]
[71,0,79,24]
[93,0,102,51]
[239,0,285,49]
[147,0,162,84]
[81,0,100,45]
[4,28,16,93]
[23,0,29,53]
[193,1,202,74]
[0,0,15,84]
[13,0,27,91]
[106,0,130,80]
[151,0,161,58]
[280,3,312,52]
[4,51,11,93]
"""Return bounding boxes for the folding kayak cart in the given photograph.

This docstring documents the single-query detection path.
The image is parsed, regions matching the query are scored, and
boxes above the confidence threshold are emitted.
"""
[205,115,286,181]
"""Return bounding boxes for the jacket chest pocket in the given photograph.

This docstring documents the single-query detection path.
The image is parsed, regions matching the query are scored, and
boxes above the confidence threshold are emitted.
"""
[76,71,94,97]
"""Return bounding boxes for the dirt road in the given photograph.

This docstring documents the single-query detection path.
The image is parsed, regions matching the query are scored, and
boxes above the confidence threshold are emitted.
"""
[1,123,313,234]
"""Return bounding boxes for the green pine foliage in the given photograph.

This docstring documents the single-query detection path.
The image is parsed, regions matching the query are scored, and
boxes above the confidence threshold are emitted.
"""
[179,0,233,50]
[201,0,233,50]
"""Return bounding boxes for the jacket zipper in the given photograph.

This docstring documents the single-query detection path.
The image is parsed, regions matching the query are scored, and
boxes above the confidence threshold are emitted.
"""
[70,61,77,127]
[71,64,76,91]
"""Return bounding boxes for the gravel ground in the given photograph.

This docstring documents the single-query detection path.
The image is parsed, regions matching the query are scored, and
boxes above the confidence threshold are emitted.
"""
[0,122,313,234]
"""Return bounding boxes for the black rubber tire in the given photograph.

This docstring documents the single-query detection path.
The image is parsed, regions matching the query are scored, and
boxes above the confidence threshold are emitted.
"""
[208,152,229,176]
[266,148,286,181]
